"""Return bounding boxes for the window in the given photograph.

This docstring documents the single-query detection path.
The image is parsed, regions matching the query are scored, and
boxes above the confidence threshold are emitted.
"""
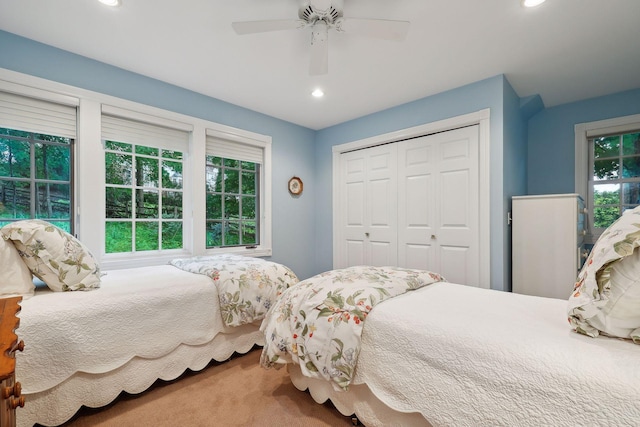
[0,72,273,268]
[205,131,265,250]
[590,131,640,230]
[0,129,73,232]
[0,91,76,232]
[104,140,184,253]
[102,111,190,255]
[576,113,640,240]
[205,156,259,247]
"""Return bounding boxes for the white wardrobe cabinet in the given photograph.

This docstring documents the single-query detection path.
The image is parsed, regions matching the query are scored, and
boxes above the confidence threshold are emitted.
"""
[512,194,587,299]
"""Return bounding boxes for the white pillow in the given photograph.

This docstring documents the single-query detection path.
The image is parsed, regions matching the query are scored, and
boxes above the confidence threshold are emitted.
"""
[0,220,101,292]
[0,235,35,298]
[568,207,640,343]
[586,249,640,339]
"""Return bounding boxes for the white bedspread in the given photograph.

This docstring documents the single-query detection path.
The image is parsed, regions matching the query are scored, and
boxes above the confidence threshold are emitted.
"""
[351,282,640,426]
[17,265,227,394]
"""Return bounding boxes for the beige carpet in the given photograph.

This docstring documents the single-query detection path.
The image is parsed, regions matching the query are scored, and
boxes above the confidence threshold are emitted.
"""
[56,347,353,427]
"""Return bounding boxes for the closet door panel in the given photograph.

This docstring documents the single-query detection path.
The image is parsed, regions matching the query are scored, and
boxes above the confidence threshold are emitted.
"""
[337,144,397,268]
[365,146,397,266]
[346,183,365,225]
[370,241,395,266]
[397,126,479,285]
[369,178,394,227]
[398,137,436,270]
[340,152,367,268]
[433,126,480,285]
[404,243,435,271]
[345,240,365,266]
[440,246,470,284]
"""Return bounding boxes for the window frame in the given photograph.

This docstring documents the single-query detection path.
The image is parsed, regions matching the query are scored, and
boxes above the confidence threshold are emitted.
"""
[0,129,75,232]
[575,113,640,242]
[0,84,79,233]
[202,127,271,258]
[205,155,260,249]
[0,69,273,271]
[103,139,186,254]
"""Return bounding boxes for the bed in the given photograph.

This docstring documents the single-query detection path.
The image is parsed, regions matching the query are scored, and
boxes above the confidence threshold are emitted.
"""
[0,219,299,427]
[260,266,640,427]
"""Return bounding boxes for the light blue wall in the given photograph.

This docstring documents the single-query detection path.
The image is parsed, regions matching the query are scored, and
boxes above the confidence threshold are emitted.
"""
[1,29,557,291]
[528,88,640,195]
[0,30,319,280]
[502,80,534,292]
[314,75,517,291]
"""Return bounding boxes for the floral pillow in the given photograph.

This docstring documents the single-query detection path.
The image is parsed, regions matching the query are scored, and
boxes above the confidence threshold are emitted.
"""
[0,234,35,298]
[0,220,101,292]
[568,208,640,343]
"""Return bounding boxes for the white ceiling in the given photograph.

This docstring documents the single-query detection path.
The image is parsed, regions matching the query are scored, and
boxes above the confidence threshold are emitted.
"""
[1,0,639,130]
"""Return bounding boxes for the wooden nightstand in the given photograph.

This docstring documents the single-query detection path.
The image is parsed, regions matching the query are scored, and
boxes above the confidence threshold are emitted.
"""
[0,297,25,427]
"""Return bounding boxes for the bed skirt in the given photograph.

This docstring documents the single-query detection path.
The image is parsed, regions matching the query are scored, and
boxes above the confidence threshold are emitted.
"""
[18,324,263,427]
[288,364,431,427]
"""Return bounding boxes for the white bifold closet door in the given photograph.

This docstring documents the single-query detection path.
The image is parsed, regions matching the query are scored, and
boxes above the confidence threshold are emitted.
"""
[339,143,398,267]
[397,125,479,285]
[337,125,480,286]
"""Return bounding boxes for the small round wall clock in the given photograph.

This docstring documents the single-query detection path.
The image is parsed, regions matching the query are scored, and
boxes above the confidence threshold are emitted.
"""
[288,176,303,195]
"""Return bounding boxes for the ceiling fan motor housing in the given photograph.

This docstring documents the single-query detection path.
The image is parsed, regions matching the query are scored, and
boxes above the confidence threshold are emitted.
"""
[298,0,344,24]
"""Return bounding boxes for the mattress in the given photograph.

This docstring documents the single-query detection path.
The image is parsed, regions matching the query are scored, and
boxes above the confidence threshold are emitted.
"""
[292,282,640,426]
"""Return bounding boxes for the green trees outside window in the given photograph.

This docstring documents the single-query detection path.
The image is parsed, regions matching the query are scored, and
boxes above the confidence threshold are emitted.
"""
[205,156,259,248]
[0,128,72,232]
[105,140,183,253]
[592,131,640,228]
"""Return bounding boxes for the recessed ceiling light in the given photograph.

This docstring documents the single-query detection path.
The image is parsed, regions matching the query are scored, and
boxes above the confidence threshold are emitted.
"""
[99,0,120,6]
[311,89,324,98]
[522,0,546,7]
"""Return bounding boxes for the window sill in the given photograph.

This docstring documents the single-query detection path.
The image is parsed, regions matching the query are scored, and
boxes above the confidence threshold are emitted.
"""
[100,246,273,271]
[204,246,273,258]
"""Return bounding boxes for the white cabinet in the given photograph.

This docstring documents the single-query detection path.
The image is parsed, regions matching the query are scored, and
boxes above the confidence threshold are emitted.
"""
[512,194,587,299]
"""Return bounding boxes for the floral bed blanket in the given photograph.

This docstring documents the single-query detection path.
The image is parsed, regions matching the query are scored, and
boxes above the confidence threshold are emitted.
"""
[170,254,299,327]
[259,265,445,391]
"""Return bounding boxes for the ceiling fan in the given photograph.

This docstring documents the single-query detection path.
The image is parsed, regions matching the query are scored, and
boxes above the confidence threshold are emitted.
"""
[231,0,410,76]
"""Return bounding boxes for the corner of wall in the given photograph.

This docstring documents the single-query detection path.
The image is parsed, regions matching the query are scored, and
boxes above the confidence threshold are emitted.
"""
[519,94,544,120]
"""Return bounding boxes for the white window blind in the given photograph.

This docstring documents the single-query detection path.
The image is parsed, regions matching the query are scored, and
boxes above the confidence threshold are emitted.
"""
[205,132,263,164]
[101,115,190,153]
[0,91,77,138]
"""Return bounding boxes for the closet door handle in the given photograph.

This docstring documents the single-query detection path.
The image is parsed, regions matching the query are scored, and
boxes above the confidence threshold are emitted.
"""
[365,232,370,238]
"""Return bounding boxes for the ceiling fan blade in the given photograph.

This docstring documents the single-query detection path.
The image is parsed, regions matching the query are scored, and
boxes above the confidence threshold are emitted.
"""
[232,19,306,35]
[337,18,410,41]
[309,22,329,75]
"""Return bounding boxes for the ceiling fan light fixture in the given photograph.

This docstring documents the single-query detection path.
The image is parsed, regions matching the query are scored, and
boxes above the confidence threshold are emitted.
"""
[312,89,325,98]
[98,0,120,6]
[232,0,411,75]
[522,0,546,8]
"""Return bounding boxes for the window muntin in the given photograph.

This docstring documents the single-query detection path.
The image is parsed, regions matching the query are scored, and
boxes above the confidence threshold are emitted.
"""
[105,140,184,253]
[205,156,259,248]
[590,131,640,230]
[0,127,72,232]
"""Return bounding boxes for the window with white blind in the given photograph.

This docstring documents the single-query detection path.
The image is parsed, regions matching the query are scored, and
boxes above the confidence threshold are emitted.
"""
[0,90,77,232]
[575,113,640,240]
[0,71,274,267]
[102,108,191,254]
[205,131,264,249]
